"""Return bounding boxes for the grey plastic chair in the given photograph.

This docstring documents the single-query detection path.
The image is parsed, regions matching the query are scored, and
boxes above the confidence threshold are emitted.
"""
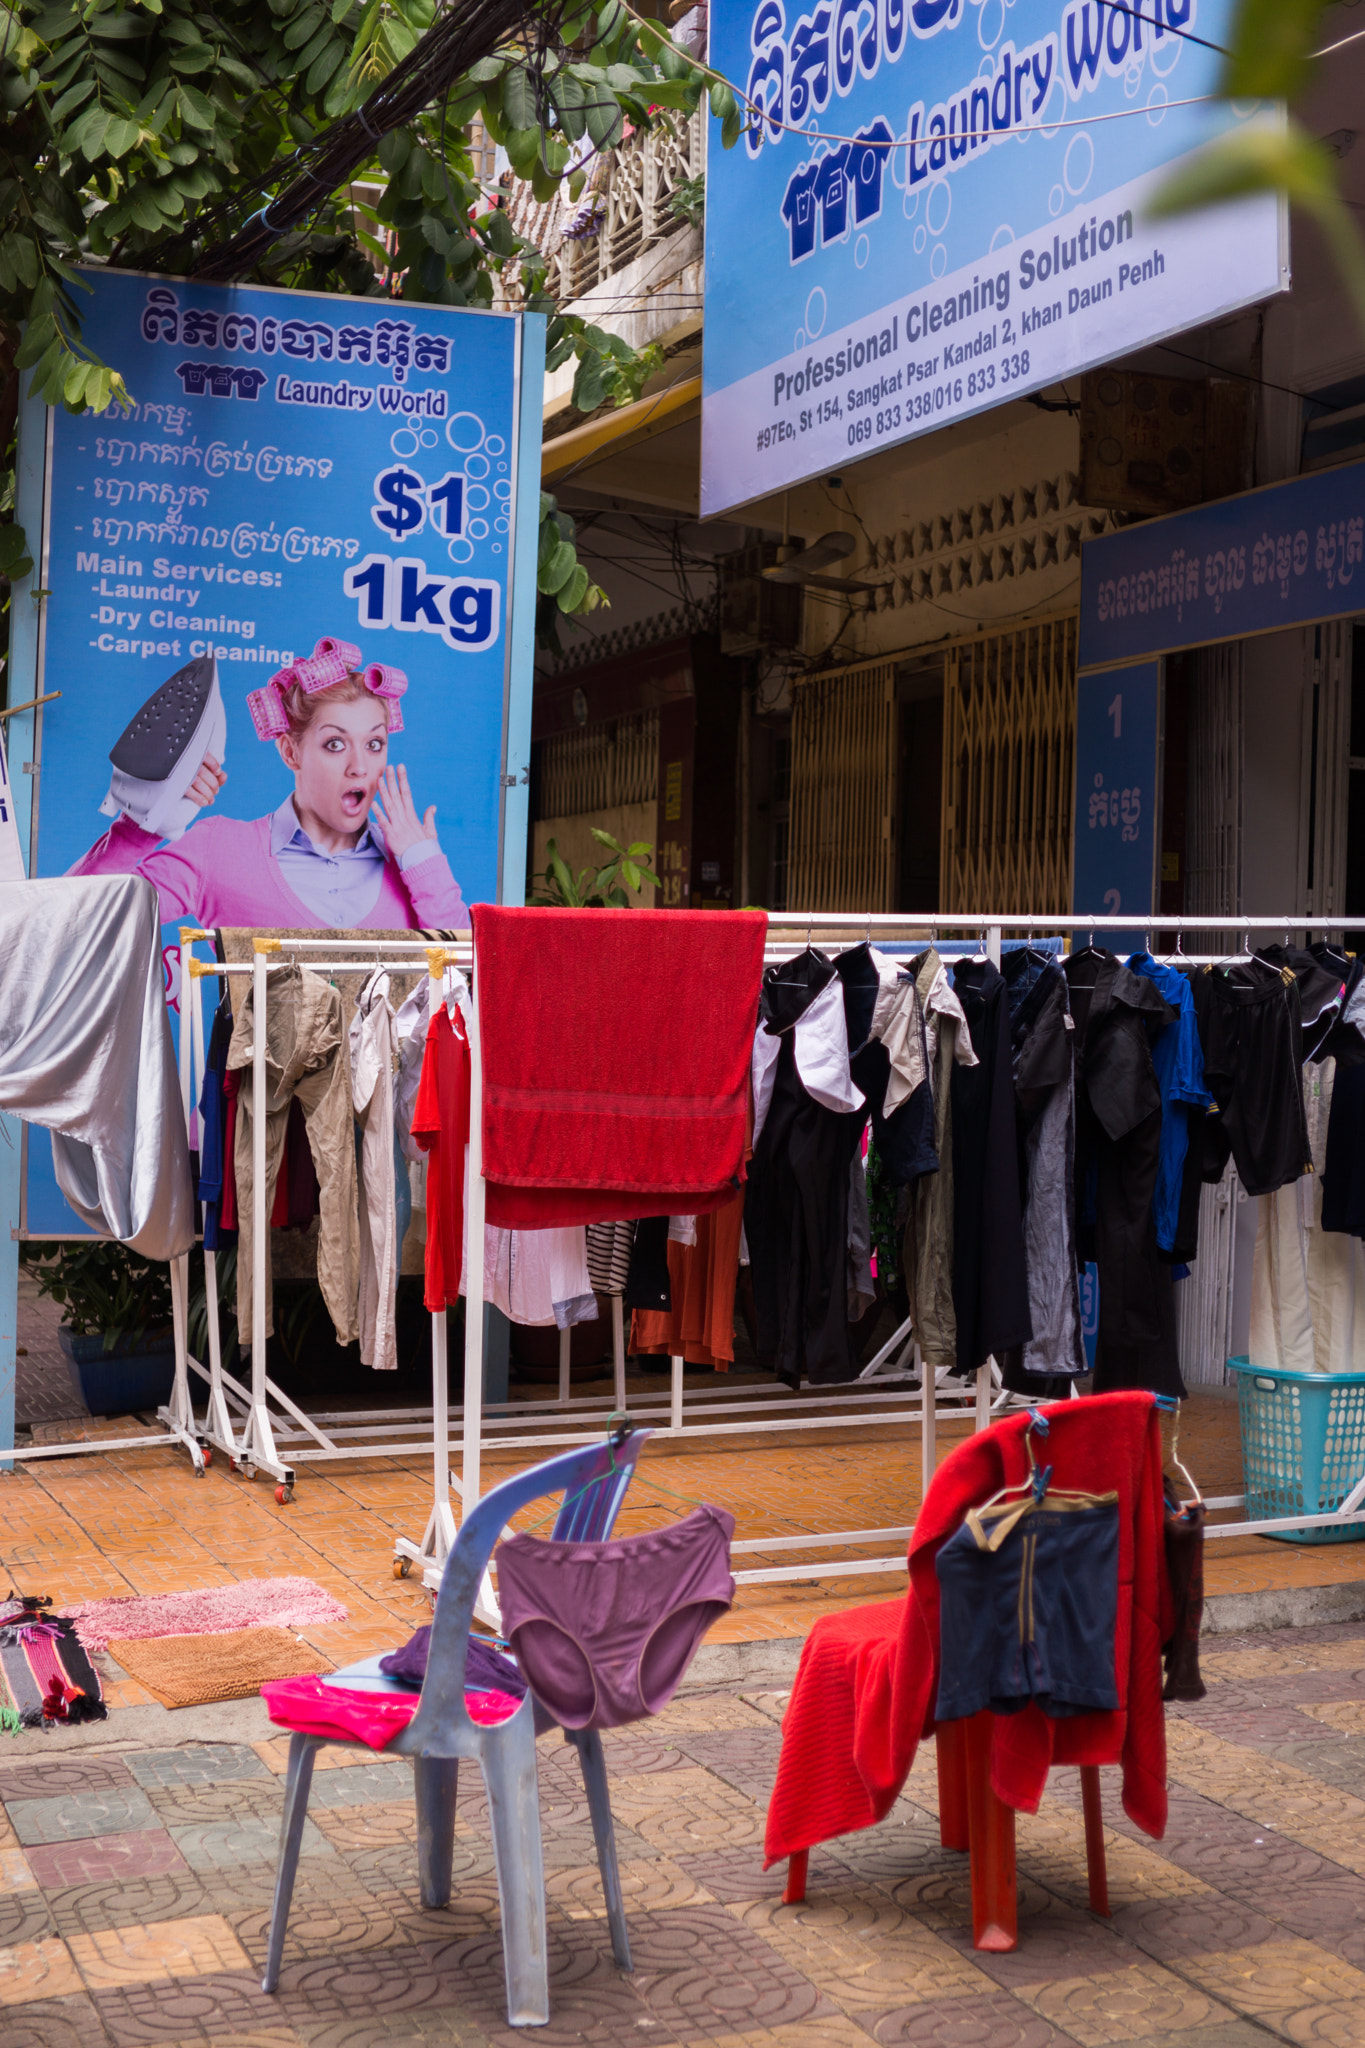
[261,1426,651,2027]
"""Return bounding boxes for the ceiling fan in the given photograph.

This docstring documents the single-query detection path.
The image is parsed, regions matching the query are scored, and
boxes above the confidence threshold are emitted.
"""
[761,531,877,592]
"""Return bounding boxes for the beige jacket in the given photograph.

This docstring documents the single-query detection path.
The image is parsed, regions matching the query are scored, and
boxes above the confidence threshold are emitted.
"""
[228,966,359,1350]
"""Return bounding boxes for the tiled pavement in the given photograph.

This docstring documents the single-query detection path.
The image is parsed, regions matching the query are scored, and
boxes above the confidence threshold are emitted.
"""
[4,1624,1365,2046]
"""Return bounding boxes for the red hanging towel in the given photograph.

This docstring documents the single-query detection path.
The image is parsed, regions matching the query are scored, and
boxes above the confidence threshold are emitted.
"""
[471,906,767,1229]
[412,1001,472,1312]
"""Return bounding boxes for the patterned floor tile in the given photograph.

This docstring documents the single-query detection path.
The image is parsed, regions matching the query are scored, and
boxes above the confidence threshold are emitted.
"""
[936,1905,1147,1990]
[0,1939,85,2006]
[90,1968,285,2043]
[165,1819,331,1873]
[302,1765,413,1811]
[610,1767,770,1853]
[26,1832,191,1890]
[10,1789,162,1848]
[671,1845,805,1904]
[0,1758,135,1803]
[229,1894,408,1966]
[147,1783,286,1829]
[546,1854,716,1920]
[733,1893,989,2008]
[295,2015,494,2048]
[0,1992,116,2048]
[67,1915,254,1989]
[1016,1963,1234,2045]
[0,1883,56,1945]
[1107,1894,1281,1960]
[125,1748,273,1792]
[624,1902,839,2038]
[1178,1938,1365,2020]
[1277,1999,1365,2045]
[44,1876,215,1940]
[866,1987,1083,2047]
[705,2021,880,2048]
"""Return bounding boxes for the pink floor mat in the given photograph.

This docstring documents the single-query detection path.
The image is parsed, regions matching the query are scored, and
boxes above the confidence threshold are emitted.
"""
[65,1577,349,1654]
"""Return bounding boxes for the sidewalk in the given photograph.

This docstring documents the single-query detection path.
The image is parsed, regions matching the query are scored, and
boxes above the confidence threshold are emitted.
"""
[2,1619,1365,2047]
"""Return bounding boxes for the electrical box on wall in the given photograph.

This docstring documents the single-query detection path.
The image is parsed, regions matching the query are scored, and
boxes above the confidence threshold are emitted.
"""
[718,543,803,655]
[1080,370,1252,516]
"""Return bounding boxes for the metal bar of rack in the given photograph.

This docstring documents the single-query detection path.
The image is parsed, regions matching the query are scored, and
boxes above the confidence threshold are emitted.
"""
[153,911,1365,1590]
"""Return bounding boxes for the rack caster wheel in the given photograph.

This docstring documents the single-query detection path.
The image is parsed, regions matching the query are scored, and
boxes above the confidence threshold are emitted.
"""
[392,1557,411,1579]
[228,1456,239,1474]
[199,1446,212,1468]
[275,1484,293,1506]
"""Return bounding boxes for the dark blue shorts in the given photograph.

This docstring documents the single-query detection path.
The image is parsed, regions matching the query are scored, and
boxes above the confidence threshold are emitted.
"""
[934,1496,1121,1722]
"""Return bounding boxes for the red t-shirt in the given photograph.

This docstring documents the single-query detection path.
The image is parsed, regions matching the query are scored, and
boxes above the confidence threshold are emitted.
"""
[411,1004,471,1313]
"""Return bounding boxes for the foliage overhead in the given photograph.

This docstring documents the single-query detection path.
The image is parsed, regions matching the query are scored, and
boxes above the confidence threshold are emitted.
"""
[1150,0,1365,331]
[0,0,725,619]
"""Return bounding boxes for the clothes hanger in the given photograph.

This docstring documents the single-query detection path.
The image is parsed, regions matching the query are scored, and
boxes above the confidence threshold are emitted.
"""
[963,1411,1118,1551]
[1155,1392,1203,1509]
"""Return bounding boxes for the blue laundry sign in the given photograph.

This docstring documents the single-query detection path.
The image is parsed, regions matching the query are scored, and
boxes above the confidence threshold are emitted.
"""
[701,0,1287,515]
[1072,658,1160,940]
[1079,454,1365,666]
[14,266,543,1234]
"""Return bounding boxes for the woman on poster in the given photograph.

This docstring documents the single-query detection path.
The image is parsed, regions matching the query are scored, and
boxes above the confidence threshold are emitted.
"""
[70,638,468,929]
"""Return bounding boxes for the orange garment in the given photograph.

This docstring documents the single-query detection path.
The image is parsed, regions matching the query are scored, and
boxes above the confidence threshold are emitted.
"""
[631,1187,745,1368]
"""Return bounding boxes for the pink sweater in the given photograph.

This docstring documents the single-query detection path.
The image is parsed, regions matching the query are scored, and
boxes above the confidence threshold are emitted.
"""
[71,815,470,930]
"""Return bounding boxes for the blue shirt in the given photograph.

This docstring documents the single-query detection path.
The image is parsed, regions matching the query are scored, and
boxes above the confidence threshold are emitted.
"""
[270,797,441,926]
[1127,953,1213,1252]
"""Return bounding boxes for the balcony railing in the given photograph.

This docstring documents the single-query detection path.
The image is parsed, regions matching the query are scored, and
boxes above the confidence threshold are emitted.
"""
[501,109,702,304]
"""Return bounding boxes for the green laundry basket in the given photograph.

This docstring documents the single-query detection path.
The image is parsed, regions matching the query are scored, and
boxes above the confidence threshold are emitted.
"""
[1228,1358,1365,1543]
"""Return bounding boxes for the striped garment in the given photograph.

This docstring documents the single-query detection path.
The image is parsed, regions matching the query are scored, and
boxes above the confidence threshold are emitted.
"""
[0,1605,106,1729]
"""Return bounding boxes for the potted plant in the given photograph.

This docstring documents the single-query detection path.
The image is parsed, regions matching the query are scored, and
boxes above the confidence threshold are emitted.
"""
[26,1242,176,1416]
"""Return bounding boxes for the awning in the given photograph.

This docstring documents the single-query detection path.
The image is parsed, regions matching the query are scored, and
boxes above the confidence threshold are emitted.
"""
[541,374,701,488]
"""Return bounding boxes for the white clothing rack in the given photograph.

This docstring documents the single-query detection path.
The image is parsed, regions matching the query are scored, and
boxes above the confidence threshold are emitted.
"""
[156,912,1365,1589]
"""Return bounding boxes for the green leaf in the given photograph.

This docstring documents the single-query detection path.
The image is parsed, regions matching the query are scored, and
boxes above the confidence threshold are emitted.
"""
[49,77,96,122]
[539,537,577,594]
[709,79,734,118]
[721,103,743,149]
[557,562,591,612]
[177,82,215,127]
[0,523,35,582]
[103,114,140,156]
[170,40,216,70]
[584,90,623,150]
[1149,119,1335,218]
[505,124,541,177]
[502,61,537,131]
[1223,0,1326,99]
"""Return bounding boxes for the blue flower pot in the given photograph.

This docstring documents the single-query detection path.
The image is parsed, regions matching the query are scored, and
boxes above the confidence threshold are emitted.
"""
[57,1327,176,1417]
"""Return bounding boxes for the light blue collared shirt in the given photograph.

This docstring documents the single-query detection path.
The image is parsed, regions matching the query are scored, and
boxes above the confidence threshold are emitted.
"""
[270,797,441,925]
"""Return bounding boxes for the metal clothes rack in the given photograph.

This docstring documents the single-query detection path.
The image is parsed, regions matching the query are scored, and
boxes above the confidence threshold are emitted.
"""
[158,912,1365,1593]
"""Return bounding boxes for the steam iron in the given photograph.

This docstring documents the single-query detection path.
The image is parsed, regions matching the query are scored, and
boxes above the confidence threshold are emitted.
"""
[99,655,226,843]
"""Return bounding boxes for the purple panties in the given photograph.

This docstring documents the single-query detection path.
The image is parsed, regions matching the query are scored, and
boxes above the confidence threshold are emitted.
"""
[379,1627,526,1698]
[495,1505,735,1730]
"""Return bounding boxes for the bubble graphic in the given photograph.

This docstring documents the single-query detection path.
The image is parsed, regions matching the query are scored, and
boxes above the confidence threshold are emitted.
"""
[913,225,927,256]
[494,516,510,533]
[926,178,951,236]
[794,327,807,350]
[448,536,475,565]
[494,479,512,500]
[903,187,920,219]
[1124,60,1142,98]
[464,453,490,481]
[1064,131,1094,197]
[468,518,489,541]
[1151,34,1181,77]
[989,222,1016,251]
[446,412,486,453]
[977,0,1006,50]
[855,234,871,269]
[465,484,490,513]
[497,461,508,474]
[484,434,506,456]
[493,542,503,555]
[1146,84,1169,124]
[418,427,440,450]
[930,240,948,278]
[1049,184,1065,217]
[389,428,421,458]
[805,287,827,340]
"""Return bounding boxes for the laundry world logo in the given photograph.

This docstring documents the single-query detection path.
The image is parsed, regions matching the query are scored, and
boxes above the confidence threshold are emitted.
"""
[343,552,500,652]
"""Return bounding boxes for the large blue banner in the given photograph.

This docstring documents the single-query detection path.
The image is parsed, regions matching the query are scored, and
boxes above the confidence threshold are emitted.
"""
[1079,455,1365,668]
[25,268,537,1232]
[702,0,1286,517]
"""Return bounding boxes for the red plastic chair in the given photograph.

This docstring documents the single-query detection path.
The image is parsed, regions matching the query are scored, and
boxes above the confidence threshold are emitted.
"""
[770,1393,1168,1951]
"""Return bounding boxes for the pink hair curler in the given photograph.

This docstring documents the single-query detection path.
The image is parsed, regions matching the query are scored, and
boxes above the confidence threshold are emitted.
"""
[247,680,290,740]
[362,662,408,702]
[315,636,361,669]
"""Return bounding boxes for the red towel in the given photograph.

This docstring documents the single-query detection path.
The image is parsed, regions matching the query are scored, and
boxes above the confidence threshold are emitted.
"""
[764,1392,1172,1864]
[471,906,767,1228]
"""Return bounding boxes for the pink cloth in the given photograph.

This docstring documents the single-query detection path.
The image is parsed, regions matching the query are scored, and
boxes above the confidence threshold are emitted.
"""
[70,814,468,930]
[261,1673,522,1749]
